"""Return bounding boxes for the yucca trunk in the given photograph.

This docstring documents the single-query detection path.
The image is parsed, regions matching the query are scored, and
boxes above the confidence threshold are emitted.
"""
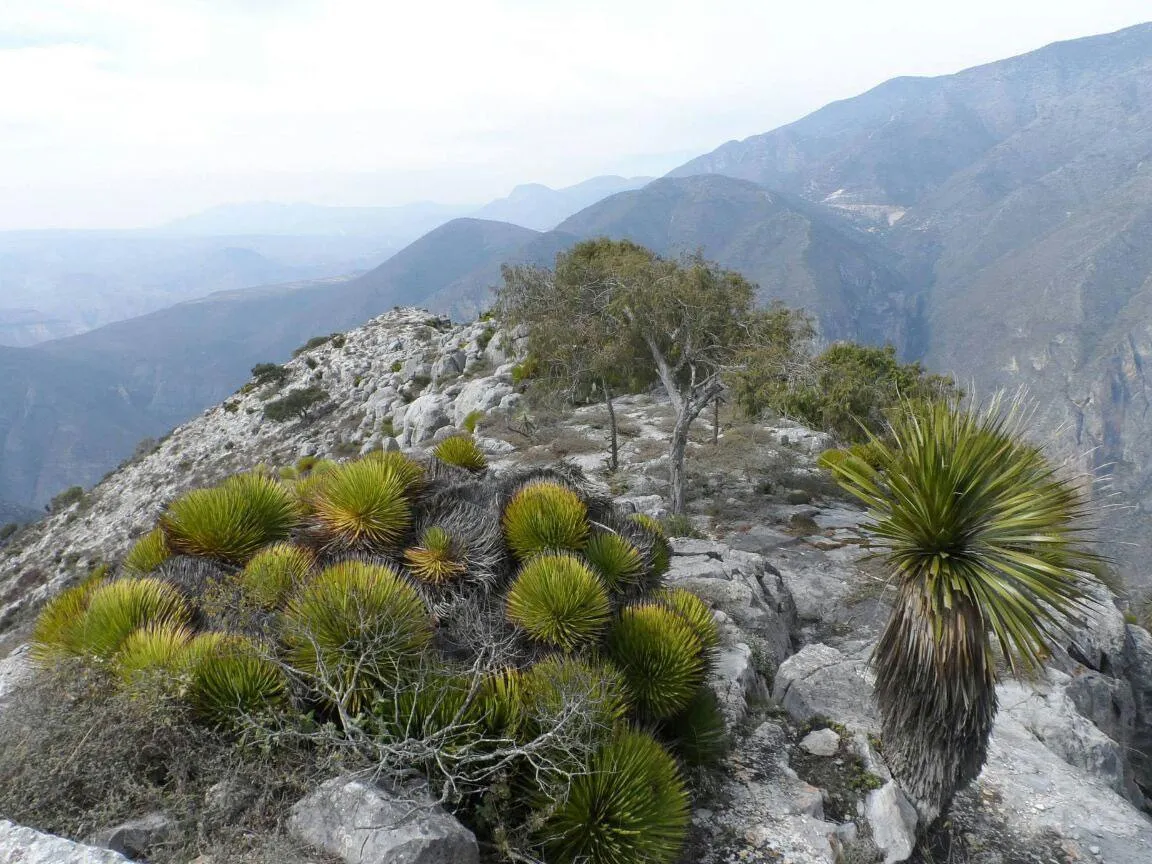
[873,581,998,825]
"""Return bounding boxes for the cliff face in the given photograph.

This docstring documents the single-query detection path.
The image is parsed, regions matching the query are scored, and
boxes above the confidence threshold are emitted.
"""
[1,308,1150,863]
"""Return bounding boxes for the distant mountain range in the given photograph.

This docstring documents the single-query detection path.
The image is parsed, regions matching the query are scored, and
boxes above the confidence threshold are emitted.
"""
[6,23,1152,590]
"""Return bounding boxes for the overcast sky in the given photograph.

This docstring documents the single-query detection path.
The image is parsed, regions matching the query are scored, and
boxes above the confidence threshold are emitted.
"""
[1,1,1149,230]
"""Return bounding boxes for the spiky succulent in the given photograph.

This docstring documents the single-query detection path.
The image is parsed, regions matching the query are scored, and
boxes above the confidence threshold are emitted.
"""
[659,686,729,767]
[583,531,645,592]
[114,621,194,683]
[521,655,628,750]
[629,513,671,577]
[503,482,589,559]
[306,458,415,550]
[506,554,610,651]
[160,473,299,564]
[433,435,488,472]
[607,603,704,719]
[122,529,172,576]
[404,526,468,585]
[29,567,109,663]
[362,450,426,490]
[66,578,190,661]
[186,634,286,725]
[540,728,689,864]
[239,543,315,609]
[283,561,432,713]
[655,587,719,653]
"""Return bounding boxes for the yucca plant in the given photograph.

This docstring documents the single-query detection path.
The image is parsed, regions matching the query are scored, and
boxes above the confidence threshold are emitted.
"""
[521,655,628,750]
[283,561,432,714]
[71,578,190,661]
[29,567,109,663]
[659,686,729,767]
[186,634,286,725]
[160,473,299,564]
[629,513,671,577]
[503,482,589,559]
[506,554,610,651]
[583,532,644,592]
[477,667,524,737]
[114,621,194,683]
[404,526,468,585]
[607,603,704,719]
[433,435,488,472]
[306,458,415,550]
[539,727,689,864]
[823,397,1099,822]
[122,528,172,576]
[361,450,426,491]
[239,543,315,608]
[374,671,478,746]
[655,587,719,653]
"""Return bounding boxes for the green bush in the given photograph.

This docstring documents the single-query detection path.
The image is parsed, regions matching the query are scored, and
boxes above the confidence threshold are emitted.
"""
[404,526,467,585]
[160,474,299,564]
[283,561,432,713]
[659,686,729,767]
[263,386,328,422]
[250,362,289,386]
[29,569,110,662]
[50,485,85,513]
[292,333,340,357]
[506,554,610,651]
[306,458,415,551]
[114,621,194,684]
[608,603,704,719]
[503,481,589,559]
[75,578,190,661]
[239,543,315,609]
[540,727,689,864]
[511,355,539,383]
[521,655,628,748]
[583,532,644,592]
[0,522,18,543]
[122,528,172,576]
[433,435,488,471]
[462,409,486,434]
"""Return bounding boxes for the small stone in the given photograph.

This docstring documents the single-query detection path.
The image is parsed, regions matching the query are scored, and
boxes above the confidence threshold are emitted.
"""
[91,812,175,859]
[800,727,841,757]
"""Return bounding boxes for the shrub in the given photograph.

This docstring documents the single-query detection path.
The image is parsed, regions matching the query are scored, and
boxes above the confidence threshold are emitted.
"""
[160,474,299,564]
[506,554,610,651]
[661,513,701,539]
[239,544,315,609]
[433,435,487,471]
[539,727,689,864]
[186,635,286,726]
[74,578,190,660]
[521,655,628,748]
[503,482,589,559]
[607,603,704,719]
[122,528,172,576]
[306,458,415,551]
[250,362,289,386]
[49,485,85,513]
[390,360,403,373]
[361,450,426,491]
[263,386,328,422]
[477,327,495,350]
[292,334,337,357]
[655,587,719,652]
[404,526,467,585]
[283,561,432,713]
[0,522,17,543]
[462,409,485,434]
[511,355,539,383]
[583,532,644,592]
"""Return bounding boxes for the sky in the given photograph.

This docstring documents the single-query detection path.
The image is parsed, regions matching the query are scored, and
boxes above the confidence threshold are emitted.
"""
[1,1,1149,230]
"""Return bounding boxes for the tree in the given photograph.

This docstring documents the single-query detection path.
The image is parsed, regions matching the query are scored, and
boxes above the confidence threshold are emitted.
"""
[739,342,955,442]
[263,386,328,423]
[501,239,809,513]
[499,243,654,472]
[822,398,1099,826]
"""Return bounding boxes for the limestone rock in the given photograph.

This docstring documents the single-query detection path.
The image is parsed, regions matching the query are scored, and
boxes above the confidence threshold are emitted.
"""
[864,782,918,864]
[709,641,769,727]
[800,727,841,757]
[90,812,175,859]
[452,379,513,425]
[288,776,479,864]
[0,820,130,863]
[772,643,878,731]
[399,394,453,445]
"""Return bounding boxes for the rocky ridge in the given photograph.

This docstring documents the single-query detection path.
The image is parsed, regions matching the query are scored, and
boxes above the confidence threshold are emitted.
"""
[0,308,1150,862]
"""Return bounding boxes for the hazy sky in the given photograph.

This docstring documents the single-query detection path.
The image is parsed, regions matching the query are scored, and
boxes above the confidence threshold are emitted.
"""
[1,1,1149,230]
